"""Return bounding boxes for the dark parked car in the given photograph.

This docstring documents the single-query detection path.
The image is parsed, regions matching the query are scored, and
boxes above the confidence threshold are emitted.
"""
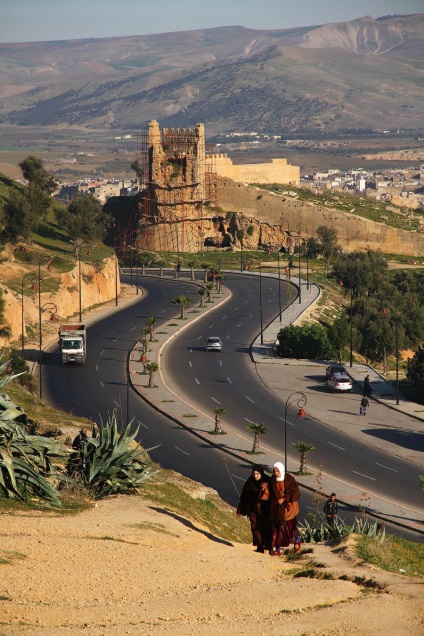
[325,364,347,379]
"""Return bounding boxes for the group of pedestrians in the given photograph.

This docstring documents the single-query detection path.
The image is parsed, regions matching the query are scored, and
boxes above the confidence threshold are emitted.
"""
[237,463,342,554]
[237,461,301,556]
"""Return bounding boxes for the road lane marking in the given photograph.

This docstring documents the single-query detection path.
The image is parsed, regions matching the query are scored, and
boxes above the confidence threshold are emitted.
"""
[227,377,232,383]
[234,307,238,310]
[211,397,221,404]
[113,338,118,342]
[195,378,200,385]
[221,315,227,319]
[197,336,202,340]
[209,324,214,329]
[161,309,166,313]
[376,463,399,472]
[99,381,104,388]
[244,418,254,423]
[226,334,231,339]
[329,442,346,451]
[279,417,294,426]
[246,396,255,403]
[140,423,149,429]
[189,361,192,367]
[174,446,190,456]
[130,326,136,331]
[352,470,376,480]
[101,350,105,356]
[230,474,245,481]
[96,364,98,371]
[236,323,242,327]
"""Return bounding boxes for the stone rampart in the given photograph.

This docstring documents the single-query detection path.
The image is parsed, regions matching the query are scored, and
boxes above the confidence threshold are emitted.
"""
[216,177,424,256]
[207,154,300,186]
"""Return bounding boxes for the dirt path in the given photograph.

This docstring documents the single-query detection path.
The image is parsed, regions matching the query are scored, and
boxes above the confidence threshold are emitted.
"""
[1,490,423,636]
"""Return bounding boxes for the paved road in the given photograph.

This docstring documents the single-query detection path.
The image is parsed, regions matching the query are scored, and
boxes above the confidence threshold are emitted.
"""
[126,270,424,537]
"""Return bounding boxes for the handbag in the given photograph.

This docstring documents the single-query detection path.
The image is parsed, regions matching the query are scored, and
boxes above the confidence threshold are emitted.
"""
[284,500,299,521]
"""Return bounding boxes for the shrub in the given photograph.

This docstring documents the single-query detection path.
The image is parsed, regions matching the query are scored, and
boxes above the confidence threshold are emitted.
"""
[276,324,336,360]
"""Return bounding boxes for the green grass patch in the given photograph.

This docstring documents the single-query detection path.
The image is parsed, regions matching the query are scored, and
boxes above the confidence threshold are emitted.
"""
[129,522,179,537]
[0,549,27,565]
[143,475,251,544]
[356,535,424,578]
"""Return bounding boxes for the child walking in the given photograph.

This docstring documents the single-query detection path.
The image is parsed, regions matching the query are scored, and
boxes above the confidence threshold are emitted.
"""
[360,396,369,416]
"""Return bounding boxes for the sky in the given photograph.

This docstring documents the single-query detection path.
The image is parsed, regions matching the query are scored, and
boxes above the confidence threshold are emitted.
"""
[1,0,423,43]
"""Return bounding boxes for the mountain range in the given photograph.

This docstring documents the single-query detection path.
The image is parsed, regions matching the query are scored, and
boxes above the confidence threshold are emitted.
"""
[0,13,423,136]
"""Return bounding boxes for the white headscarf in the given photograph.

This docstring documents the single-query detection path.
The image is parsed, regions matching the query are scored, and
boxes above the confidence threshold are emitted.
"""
[273,461,285,482]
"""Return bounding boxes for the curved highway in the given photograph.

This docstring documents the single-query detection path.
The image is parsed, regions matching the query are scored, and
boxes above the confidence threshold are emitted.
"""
[43,272,423,540]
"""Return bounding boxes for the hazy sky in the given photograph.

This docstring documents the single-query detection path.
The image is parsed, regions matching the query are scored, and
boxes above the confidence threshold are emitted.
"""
[1,0,423,43]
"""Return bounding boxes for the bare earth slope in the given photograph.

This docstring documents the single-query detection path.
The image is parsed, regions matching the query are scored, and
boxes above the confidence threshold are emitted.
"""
[1,492,423,636]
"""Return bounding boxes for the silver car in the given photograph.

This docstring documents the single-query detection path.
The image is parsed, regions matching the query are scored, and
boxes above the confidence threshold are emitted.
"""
[206,337,222,352]
[327,373,353,392]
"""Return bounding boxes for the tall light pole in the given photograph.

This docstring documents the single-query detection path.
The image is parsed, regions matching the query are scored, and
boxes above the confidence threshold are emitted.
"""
[115,249,119,307]
[39,302,57,399]
[277,251,282,321]
[296,223,309,292]
[339,279,354,368]
[297,233,302,305]
[284,392,307,472]
[259,264,264,345]
[381,308,400,405]
[21,272,36,359]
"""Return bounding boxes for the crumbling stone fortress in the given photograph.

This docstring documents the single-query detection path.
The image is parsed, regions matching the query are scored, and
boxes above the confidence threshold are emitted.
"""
[135,120,424,257]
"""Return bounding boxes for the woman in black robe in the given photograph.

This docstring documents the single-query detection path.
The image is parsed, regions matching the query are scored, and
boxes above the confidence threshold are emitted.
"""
[237,464,270,553]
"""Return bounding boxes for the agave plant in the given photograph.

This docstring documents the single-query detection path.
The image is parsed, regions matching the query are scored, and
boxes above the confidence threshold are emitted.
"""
[0,353,64,504]
[66,413,158,499]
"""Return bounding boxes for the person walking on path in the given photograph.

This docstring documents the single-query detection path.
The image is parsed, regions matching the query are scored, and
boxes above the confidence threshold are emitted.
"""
[363,374,372,397]
[323,493,338,528]
[237,465,270,553]
[360,396,369,416]
[268,461,300,556]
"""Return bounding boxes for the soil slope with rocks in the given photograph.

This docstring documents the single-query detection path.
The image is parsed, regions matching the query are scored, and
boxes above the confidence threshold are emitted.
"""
[1,489,423,636]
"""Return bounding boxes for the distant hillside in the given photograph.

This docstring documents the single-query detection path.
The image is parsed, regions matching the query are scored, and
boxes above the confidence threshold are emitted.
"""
[0,14,423,136]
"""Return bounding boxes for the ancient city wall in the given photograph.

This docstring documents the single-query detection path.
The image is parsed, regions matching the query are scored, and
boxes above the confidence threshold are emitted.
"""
[216,177,424,256]
[208,154,300,186]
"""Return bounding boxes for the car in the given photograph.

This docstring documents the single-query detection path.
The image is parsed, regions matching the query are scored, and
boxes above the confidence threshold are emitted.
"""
[325,364,347,379]
[206,336,222,352]
[327,373,353,392]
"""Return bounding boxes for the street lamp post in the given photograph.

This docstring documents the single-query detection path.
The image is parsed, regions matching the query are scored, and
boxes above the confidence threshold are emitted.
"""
[297,234,302,305]
[284,392,307,472]
[115,250,119,307]
[39,302,57,399]
[338,279,354,368]
[76,241,92,323]
[296,223,309,292]
[259,264,264,345]
[381,308,400,405]
[277,251,282,321]
[21,272,37,358]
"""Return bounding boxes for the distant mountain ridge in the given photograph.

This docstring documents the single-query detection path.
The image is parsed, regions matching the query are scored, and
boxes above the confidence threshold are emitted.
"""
[0,14,423,135]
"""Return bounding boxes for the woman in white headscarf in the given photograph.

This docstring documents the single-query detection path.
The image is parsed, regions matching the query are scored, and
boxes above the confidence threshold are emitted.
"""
[268,461,300,556]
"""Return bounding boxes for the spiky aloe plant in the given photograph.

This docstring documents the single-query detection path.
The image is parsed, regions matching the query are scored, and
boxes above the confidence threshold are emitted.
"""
[66,413,157,499]
[0,352,64,505]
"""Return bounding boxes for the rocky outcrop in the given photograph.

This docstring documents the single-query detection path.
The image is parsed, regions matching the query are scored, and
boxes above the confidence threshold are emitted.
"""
[0,256,119,347]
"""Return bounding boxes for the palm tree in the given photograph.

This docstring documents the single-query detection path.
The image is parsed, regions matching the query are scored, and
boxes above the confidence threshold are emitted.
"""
[294,441,315,475]
[140,327,150,355]
[205,283,213,302]
[216,273,225,293]
[144,316,157,341]
[247,423,267,453]
[198,287,207,307]
[201,262,211,283]
[172,295,193,319]
[213,407,226,434]
[186,258,196,281]
[144,361,159,388]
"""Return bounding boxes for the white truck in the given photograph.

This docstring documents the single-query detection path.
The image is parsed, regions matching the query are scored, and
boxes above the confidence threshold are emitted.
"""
[59,324,87,365]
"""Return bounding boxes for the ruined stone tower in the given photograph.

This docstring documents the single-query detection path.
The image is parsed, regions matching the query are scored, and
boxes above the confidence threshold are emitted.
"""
[137,120,224,253]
